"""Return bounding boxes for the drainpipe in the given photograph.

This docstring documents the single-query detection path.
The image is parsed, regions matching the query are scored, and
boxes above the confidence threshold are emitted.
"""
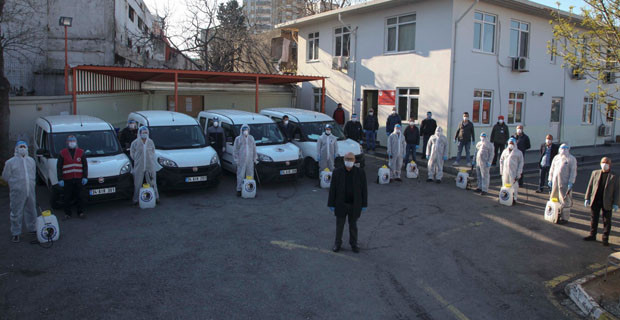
[339,13,358,116]
[448,0,479,156]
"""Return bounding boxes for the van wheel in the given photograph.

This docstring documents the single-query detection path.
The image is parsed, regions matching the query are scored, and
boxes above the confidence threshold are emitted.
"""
[305,157,318,179]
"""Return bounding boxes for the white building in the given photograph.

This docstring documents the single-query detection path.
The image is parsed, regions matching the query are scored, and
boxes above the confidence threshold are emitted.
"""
[278,0,617,154]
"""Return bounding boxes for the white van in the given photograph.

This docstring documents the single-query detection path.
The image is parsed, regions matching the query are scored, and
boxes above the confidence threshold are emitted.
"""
[197,110,303,182]
[260,108,365,178]
[33,115,133,208]
[128,111,221,190]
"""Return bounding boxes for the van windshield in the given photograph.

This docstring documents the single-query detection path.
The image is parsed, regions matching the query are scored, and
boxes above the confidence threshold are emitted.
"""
[297,121,345,141]
[51,131,122,157]
[232,123,285,146]
[148,125,207,149]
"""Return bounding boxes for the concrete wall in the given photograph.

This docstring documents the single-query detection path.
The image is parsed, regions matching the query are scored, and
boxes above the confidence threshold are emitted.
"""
[77,92,147,128]
[9,96,72,146]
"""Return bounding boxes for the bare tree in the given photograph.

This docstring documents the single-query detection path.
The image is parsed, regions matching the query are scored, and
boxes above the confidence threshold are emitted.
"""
[303,0,353,15]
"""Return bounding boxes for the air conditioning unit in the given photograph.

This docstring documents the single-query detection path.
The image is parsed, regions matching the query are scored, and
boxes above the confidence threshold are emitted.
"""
[598,124,612,137]
[570,66,585,80]
[511,57,529,72]
[331,56,349,70]
[604,71,616,84]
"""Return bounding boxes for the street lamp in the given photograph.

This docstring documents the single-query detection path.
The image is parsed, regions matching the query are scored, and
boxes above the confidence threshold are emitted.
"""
[59,16,73,95]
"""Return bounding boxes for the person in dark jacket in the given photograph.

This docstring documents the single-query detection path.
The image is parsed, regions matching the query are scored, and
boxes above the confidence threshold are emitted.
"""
[453,112,475,166]
[207,117,226,159]
[583,157,619,246]
[57,135,88,220]
[420,111,437,158]
[490,115,509,166]
[119,119,138,150]
[386,107,401,135]
[343,113,363,142]
[333,103,345,126]
[403,117,420,163]
[511,124,531,185]
[363,109,379,152]
[536,134,559,193]
[328,152,368,253]
[278,115,298,142]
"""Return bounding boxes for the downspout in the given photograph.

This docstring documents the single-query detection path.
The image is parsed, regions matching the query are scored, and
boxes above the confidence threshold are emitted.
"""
[448,0,479,156]
[339,13,358,116]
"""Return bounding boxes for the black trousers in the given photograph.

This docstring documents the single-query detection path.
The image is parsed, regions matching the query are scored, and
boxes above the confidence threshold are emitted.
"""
[422,135,431,157]
[538,166,550,190]
[590,203,613,242]
[64,178,84,215]
[492,143,505,165]
[335,205,358,247]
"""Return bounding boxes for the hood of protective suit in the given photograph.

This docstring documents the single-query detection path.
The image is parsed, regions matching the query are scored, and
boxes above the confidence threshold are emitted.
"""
[435,127,444,136]
[14,141,28,157]
[241,124,250,134]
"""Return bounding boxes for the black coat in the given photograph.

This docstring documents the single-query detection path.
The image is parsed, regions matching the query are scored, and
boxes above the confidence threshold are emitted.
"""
[119,127,137,150]
[512,133,531,153]
[538,143,559,168]
[344,121,363,141]
[420,118,437,136]
[328,166,368,218]
[490,122,509,145]
[404,125,420,145]
[363,114,379,131]
[278,122,298,142]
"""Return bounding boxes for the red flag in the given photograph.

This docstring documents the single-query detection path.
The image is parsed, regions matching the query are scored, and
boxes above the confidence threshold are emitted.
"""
[378,90,396,105]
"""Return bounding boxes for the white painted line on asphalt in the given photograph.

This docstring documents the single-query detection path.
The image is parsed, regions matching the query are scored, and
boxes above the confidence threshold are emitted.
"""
[270,240,359,262]
[481,214,568,248]
[419,282,470,320]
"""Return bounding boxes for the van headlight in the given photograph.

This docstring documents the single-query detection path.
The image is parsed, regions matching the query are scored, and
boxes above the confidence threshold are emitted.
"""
[210,154,219,165]
[298,149,303,159]
[120,162,131,175]
[257,153,273,162]
[158,157,178,168]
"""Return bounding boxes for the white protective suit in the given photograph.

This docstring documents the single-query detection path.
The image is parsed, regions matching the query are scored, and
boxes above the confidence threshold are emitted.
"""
[475,138,495,192]
[2,143,37,236]
[233,124,258,192]
[317,132,338,172]
[130,128,159,203]
[387,130,406,179]
[499,146,524,200]
[548,147,577,213]
[426,127,448,180]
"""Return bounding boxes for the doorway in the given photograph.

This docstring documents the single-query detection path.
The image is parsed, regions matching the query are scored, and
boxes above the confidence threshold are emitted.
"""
[167,95,204,118]
[550,97,563,141]
[362,90,378,122]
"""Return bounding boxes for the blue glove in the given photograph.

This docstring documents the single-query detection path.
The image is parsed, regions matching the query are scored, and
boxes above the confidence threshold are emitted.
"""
[614,205,619,212]
[329,207,335,212]
[486,162,491,167]
[548,181,552,188]
[82,178,88,185]
[443,156,448,160]
[361,207,367,212]
[415,145,419,150]
[584,200,590,207]
[567,183,573,190]
[426,155,430,160]
[388,153,392,158]
[472,161,476,166]
[58,180,64,187]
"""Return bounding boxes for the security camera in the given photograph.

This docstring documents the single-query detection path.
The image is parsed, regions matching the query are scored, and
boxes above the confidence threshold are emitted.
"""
[531,91,544,97]
[539,92,544,97]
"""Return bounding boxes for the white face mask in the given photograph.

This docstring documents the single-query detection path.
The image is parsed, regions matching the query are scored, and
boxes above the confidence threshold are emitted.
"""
[17,147,28,157]
[480,136,487,141]
[243,130,249,137]
[140,133,148,139]
[498,119,504,124]
[213,121,219,127]
[559,148,569,156]
[68,141,77,149]
[283,120,289,125]
[546,139,552,145]
[344,160,355,168]
[508,144,515,150]
[601,163,610,171]
[352,118,358,122]
[369,112,374,116]
[409,122,415,126]
[517,129,523,134]
[326,130,331,136]
[392,110,397,115]
[129,123,137,129]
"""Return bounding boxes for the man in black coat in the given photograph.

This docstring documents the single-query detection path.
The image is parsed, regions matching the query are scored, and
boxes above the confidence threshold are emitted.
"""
[403,117,420,163]
[490,115,509,166]
[119,119,138,151]
[363,109,379,152]
[420,111,437,158]
[536,134,559,193]
[343,113,363,142]
[328,152,368,253]
[278,115,298,142]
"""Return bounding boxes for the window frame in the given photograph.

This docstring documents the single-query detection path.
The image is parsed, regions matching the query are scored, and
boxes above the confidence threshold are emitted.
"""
[396,87,420,121]
[509,19,530,58]
[307,31,320,62]
[128,5,135,22]
[384,12,417,54]
[507,91,526,125]
[473,11,497,54]
[312,87,323,112]
[333,26,351,57]
[582,96,594,125]
[472,89,493,125]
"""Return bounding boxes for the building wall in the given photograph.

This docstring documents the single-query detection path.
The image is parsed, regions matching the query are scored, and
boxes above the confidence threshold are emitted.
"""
[296,0,454,145]
[9,96,72,146]
[76,92,147,128]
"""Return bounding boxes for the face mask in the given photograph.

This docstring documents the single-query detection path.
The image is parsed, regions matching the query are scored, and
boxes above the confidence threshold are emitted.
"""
[560,148,569,156]
[326,130,331,136]
[352,118,358,122]
[344,160,354,168]
[546,139,552,145]
[283,120,289,125]
[68,142,77,149]
[214,121,219,127]
[481,136,486,141]
[498,120,504,124]
[369,112,374,116]
[392,111,397,115]
[463,117,469,122]
[395,129,401,134]
[243,130,249,137]
[517,129,523,134]
[601,163,610,171]
[409,122,414,126]
[129,123,137,129]
[508,144,515,150]
[18,147,28,157]
[140,133,148,139]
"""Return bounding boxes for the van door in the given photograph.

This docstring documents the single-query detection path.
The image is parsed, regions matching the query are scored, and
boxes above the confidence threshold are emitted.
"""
[38,130,52,186]
[221,122,236,171]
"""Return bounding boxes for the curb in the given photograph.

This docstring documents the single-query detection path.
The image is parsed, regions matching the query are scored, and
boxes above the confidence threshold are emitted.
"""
[565,270,620,320]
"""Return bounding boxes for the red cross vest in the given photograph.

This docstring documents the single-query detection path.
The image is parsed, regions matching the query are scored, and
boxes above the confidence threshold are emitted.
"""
[60,148,84,180]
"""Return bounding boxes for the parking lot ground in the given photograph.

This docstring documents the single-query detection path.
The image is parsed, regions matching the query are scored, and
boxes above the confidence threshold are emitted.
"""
[1,155,619,319]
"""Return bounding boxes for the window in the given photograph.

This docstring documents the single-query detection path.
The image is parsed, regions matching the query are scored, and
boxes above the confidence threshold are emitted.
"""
[127,38,132,48]
[307,32,319,61]
[607,101,616,123]
[334,27,350,57]
[550,38,557,64]
[385,13,416,53]
[128,6,135,22]
[507,92,525,124]
[582,96,594,124]
[397,88,420,121]
[474,12,496,53]
[472,90,492,124]
[509,20,529,57]
[138,17,144,30]
[313,88,323,112]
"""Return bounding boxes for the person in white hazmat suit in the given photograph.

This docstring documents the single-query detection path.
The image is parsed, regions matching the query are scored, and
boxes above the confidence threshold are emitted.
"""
[130,126,159,205]
[387,124,406,181]
[233,124,257,197]
[473,132,494,195]
[317,124,338,173]
[548,143,577,222]
[499,138,524,203]
[426,127,448,183]
[2,141,37,243]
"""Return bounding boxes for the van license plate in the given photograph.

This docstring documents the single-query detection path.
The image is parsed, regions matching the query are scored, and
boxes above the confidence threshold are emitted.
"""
[89,187,116,196]
[185,176,207,182]
[280,169,297,175]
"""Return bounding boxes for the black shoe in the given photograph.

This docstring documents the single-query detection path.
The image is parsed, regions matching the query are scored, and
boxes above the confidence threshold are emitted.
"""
[474,188,482,193]
[132,201,139,207]
[351,245,360,253]
[11,235,20,243]
[62,214,71,221]
[332,245,341,252]
[395,178,402,182]
[480,191,487,196]
[426,179,433,182]
[535,189,543,193]
[583,235,596,241]
[78,213,86,219]
[435,180,441,184]
[237,191,241,197]
[557,219,567,225]
[603,241,610,247]
[156,199,161,204]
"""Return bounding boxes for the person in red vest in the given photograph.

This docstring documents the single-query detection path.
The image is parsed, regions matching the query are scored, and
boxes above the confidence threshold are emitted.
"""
[333,103,345,126]
[57,135,88,220]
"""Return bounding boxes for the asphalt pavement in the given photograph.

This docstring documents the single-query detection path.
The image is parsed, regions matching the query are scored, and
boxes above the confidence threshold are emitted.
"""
[0,155,618,319]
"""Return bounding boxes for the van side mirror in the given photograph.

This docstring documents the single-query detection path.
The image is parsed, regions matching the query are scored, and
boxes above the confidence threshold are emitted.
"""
[36,149,50,157]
